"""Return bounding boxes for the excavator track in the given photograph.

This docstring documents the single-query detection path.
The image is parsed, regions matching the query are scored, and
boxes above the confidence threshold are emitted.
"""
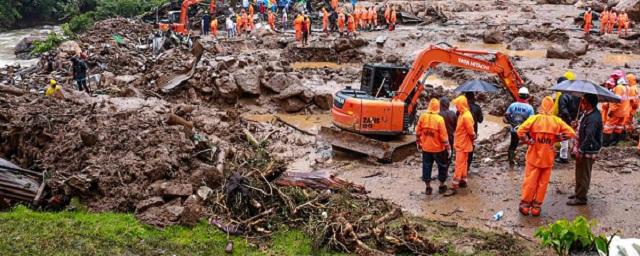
[319,126,416,162]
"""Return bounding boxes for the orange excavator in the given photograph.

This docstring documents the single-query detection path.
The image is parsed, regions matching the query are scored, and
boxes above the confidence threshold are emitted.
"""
[159,0,216,35]
[320,44,524,161]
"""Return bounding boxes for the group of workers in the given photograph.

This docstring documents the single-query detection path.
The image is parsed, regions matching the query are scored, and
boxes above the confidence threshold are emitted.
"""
[43,55,91,99]
[417,70,640,217]
[583,7,631,36]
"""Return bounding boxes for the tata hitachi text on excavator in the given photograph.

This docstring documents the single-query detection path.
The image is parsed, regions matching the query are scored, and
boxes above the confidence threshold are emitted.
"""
[320,44,524,161]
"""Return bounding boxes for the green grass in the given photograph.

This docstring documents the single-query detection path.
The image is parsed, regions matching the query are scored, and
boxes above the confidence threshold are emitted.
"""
[0,205,326,256]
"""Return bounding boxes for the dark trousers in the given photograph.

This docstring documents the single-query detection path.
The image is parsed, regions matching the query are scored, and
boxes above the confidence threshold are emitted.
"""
[575,157,594,201]
[422,151,449,183]
[508,131,519,152]
[76,78,89,92]
[467,147,474,170]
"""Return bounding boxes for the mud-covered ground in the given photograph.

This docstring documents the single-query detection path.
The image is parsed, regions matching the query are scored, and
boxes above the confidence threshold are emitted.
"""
[1,0,639,249]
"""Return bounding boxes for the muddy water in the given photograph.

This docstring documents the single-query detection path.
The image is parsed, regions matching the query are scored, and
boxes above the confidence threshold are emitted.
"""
[423,74,458,89]
[602,53,640,66]
[291,61,359,70]
[0,27,58,67]
[478,114,507,141]
[455,42,548,59]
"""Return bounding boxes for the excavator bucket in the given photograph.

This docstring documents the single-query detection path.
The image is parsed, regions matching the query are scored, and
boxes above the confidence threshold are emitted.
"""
[319,126,416,162]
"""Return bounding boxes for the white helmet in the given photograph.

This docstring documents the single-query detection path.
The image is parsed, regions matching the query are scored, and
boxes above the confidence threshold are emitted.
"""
[617,78,628,85]
[518,87,530,95]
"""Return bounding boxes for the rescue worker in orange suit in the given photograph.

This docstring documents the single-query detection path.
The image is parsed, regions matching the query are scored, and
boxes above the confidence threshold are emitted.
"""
[369,6,377,29]
[517,96,576,216]
[444,95,475,197]
[601,70,625,125]
[294,13,304,42]
[618,11,629,36]
[347,13,356,37]
[600,8,609,34]
[608,11,617,34]
[384,4,391,27]
[249,4,254,19]
[236,13,244,36]
[331,0,338,11]
[210,18,218,38]
[604,78,631,146]
[322,8,329,33]
[583,8,593,35]
[241,10,250,33]
[247,11,255,32]
[267,10,276,31]
[389,6,397,31]
[625,74,638,133]
[337,10,346,34]
[416,99,451,195]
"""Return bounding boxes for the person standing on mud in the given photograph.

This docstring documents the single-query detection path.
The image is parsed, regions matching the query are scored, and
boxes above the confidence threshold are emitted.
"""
[445,95,475,197]
[439,97,457,151]
[567,94,602,206]
[504,87,535,167]
[517,96,575,216]
[211,17,218,38]
[337,9,346,34]
[464,92,483,171]
[322,7,329,34]
[583,8,592,35]
[70,57,91,94]
[302,15,310,46]
[347,13,356,37]
[267,10,276,31]
[389,6,397,31]
[226,17,235,38]
[600,8,610,34]
[282,9,288,31]
[416,99,451,195]
[329,10,338,32]
[555,75,580,164]
[202,14,211,36]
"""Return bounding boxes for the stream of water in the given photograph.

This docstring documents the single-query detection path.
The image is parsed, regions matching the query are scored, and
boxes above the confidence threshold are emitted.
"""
[0,26,59,68]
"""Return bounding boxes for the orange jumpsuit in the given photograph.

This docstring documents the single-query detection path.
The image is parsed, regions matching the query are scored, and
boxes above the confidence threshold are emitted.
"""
[583,11,592,34]
[331,0,338,11]
[618,13,629,36]
[389,9,397,30]
[322,8,329,32]
[268,11,276,30]
[416,99,449,153]
[609,12,617,34]
[249,5,254,18]
[337,12,345,33]
[604,84,631,134]
[517,96,575,214]
[354,7,361,30]
[247,14,254,31]
[369,7,377,27]
[347,14,356,34]
[600,10,609,34]
[451,96,475,189]
[293,14,304,41]
[236,15,244,34]
[384,6,391,24]
[210,19,218,37]
[625,74,638,132]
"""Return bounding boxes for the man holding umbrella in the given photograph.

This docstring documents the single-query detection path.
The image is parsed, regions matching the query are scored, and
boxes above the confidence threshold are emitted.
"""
[567,94,602,206]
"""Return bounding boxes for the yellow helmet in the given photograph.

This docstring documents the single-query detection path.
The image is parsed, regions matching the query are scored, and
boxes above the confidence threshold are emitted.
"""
[49,79,57,86]
[563,71,576,81]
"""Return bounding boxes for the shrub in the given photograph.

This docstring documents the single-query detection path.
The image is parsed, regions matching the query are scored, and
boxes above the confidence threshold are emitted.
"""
[31,32,65,55]
[95,0,168,19]
[534,216,610,256]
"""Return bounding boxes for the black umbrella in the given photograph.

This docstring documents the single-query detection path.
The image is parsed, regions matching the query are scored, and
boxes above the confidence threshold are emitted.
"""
[549,80,621,103]
[453,79,500,93]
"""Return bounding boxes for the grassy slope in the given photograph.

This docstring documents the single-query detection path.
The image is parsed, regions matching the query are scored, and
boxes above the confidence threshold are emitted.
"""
[0,205,324,256]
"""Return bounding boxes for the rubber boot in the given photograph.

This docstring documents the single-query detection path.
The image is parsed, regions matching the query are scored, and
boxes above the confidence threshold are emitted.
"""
[508,150,516,167]
[530,201,542,217]
[424,181,432,195]
[518,201,530,216]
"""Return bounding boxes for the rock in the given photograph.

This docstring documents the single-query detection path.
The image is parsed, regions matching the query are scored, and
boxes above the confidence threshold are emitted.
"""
[114,75,140,87]
[80,130,98,146]
[215,56,237,67]
[334,38,368,52]
[161,182,193,196]
[521,5,534,12]
[508,37,531,50]
[483,28,505,44]
[102,71,116,86]
[409,32,423,39]
[375,35,387,46]
[280,97,307,112]
[215,75,239,99]
[265,73,302,93]
[197,186,213,201]
[63,174,93,194]
[566,38,588,56]
[59,40,82,56]
[180,195,205,226]
[313,93,333,110]
[165,205,185,221]
[135,196,164,213]
[236,67,262,95]
[14,36,45,55]
[546,43,573,59]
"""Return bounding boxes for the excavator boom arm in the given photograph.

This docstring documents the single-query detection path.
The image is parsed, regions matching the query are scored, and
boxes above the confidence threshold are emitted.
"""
[180,0,202,25]
[394,46,524,105]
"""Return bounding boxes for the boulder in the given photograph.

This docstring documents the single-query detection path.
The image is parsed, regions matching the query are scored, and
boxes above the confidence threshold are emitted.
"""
[215,75,239,99]
[114,75,141,87]
[58,40,82,56]
[14,36,45,55]
[313,93,333,110]
[196,186,213,201]
[508,37,532,50]
[546,44,573,59]
[160,182,193,196]
[180,195,205,226]
[375,35,387,46]
[265,73,302,93]
[566,38,588,56]
[483,28,505,44]
[280,97,307,112]
[521,5,534,12]
[236,67,263,95]
[135,196,164,213]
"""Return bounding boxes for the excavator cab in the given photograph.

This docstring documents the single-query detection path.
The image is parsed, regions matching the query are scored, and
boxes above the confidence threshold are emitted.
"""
[360,63,409,98]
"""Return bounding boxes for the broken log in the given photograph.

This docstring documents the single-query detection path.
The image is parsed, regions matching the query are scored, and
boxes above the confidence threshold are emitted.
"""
[0,158,43,204]
[0,86,26,96]
[274,171,366,194]
[166,113,193,130]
